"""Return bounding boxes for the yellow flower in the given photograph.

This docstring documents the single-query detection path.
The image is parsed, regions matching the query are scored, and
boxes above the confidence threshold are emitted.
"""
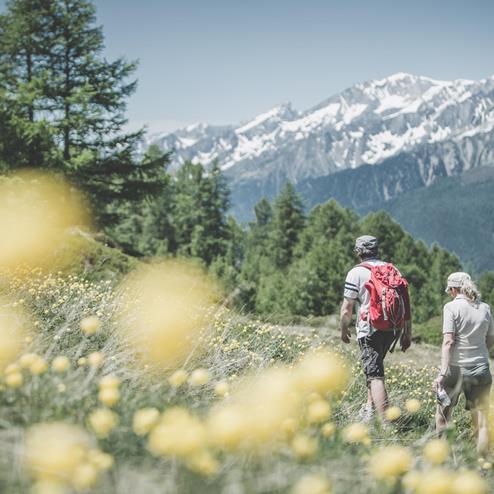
[77,357,87,366]
[99,375,120,389]
[423,439,449,464]
[51,356,70,373]
[189,368,210,386]
[30,356,48,375]
[88,352,104,368]
[451,471,486,494]
[98,387,120,407]
[291,434,318,459]
[214,381,229,397]
[343,423,370,445]
[368,445,412,481]
[5,371,23,388]
[80,316,101,336]
[187,450,219,476]
[4,363,20,375]
[88,409,118,439]
[148,407,206,458]
[24,422,92,486]
[207,406,247,451]
[87,449,114,471]
[385,406,401,422]
[321,422,336,438]
[72,463,98,491]
[296,349,349,395]
[291,474,331,494]
[132,408,160,436]
[168,369,188,387]
[307,400,331,424]
[405,398,421,413]
[415,468,453,494]
[402,471,422,491]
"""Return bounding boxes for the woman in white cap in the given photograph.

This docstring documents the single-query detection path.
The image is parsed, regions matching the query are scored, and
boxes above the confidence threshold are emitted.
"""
[433,272,494,453]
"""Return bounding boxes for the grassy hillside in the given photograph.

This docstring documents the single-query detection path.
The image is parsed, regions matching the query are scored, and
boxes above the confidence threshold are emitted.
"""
[361,167,494,272]
[0,267,492,493]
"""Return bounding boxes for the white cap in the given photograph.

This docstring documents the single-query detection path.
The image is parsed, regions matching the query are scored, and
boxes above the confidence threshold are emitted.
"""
[445,272,471,293]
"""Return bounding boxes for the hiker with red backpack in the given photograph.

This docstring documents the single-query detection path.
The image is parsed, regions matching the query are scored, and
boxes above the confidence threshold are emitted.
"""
[339,235,412,422]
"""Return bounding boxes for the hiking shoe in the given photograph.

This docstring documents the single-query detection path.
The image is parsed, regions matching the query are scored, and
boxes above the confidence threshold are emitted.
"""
[358,403,374,423]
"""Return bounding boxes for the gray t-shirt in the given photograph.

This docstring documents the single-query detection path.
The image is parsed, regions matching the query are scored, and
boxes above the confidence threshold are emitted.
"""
[344,259,386,338]
[443,294,494,367]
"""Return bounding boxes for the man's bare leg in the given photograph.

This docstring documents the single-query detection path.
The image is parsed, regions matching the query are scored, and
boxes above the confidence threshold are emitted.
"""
[369,378,388,417]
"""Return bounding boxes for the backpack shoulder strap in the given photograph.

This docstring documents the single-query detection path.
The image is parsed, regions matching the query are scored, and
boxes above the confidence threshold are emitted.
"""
[358,262,373,270]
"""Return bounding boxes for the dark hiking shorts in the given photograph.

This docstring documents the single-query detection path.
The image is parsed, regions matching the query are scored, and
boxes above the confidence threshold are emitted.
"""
[443,364,492,411]
[358,330,397,383]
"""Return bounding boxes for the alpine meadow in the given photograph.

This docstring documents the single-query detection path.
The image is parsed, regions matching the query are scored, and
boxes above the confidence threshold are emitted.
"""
[1,1,494,494]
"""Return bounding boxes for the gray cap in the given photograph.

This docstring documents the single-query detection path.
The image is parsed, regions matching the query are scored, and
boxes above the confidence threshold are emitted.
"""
[355,235,379,252]
[445,272,471,293]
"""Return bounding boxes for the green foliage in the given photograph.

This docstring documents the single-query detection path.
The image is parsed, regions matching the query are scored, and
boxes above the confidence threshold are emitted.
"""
[0,0,169,228]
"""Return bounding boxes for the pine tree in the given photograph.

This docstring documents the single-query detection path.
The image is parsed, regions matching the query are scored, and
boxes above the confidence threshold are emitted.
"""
[0,0,168,227]
[268,183,305,269]
[172,161,230,265]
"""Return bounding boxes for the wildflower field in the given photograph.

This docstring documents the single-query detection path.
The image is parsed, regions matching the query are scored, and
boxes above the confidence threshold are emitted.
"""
[0,172,493,494]
[0,263,493,494]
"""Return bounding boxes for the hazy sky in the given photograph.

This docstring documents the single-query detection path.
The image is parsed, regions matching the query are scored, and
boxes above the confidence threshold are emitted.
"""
[3,0,494,133]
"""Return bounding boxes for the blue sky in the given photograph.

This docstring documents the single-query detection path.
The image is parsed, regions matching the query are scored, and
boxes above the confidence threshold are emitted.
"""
[3,0,494,133]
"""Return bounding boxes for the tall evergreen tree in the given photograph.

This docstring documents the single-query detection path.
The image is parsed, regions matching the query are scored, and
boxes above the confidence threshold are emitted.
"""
[268,183,305,269]
[0,0,168,227]
[172,161,230,265]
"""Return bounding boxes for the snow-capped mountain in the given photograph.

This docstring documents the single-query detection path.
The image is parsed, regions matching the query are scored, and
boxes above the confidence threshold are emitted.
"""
[144,72,494,219]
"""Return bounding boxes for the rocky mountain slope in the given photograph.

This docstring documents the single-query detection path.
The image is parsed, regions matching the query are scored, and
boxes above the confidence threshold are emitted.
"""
[144,72,494,220]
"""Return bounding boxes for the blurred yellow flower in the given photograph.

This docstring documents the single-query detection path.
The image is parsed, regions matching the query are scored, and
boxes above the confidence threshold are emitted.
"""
[132,408,160,436]
[88,352,104,368]
[214,381,229,397]
[30,356,48,375]
[98,387,120,407]
[72,463,98,491]
[80,316,101,336]
[0,171,89,271]
[19,352,38,369]
[52,356,70,373]
[307,400,331,424]
[343,423,370,445]
[296,349,349,396]
[291,434,318,459]
[168,369,188,387]
[24,422,92,487]
[148,407,206,458]
[291,474,331,494]
[99,375,120,389]
[385,406,401,421]
[423,439,449,465]
[368,445,412,481]
[187,450,219,476]
[405,398,421,414]
[451,471,486,494]
[87,449,114,471]
[5,371,23,388]
[116,260,220,372]
[415,468,453,494]
[189,368,210,386]
[321,422,336,438]
[88,409,118,439]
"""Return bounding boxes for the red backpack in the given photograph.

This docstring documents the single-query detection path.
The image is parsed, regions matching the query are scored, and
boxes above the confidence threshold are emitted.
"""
[359,263,410,330]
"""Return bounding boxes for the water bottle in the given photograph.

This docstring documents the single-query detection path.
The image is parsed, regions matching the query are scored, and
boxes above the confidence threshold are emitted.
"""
[437,387,451,407]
